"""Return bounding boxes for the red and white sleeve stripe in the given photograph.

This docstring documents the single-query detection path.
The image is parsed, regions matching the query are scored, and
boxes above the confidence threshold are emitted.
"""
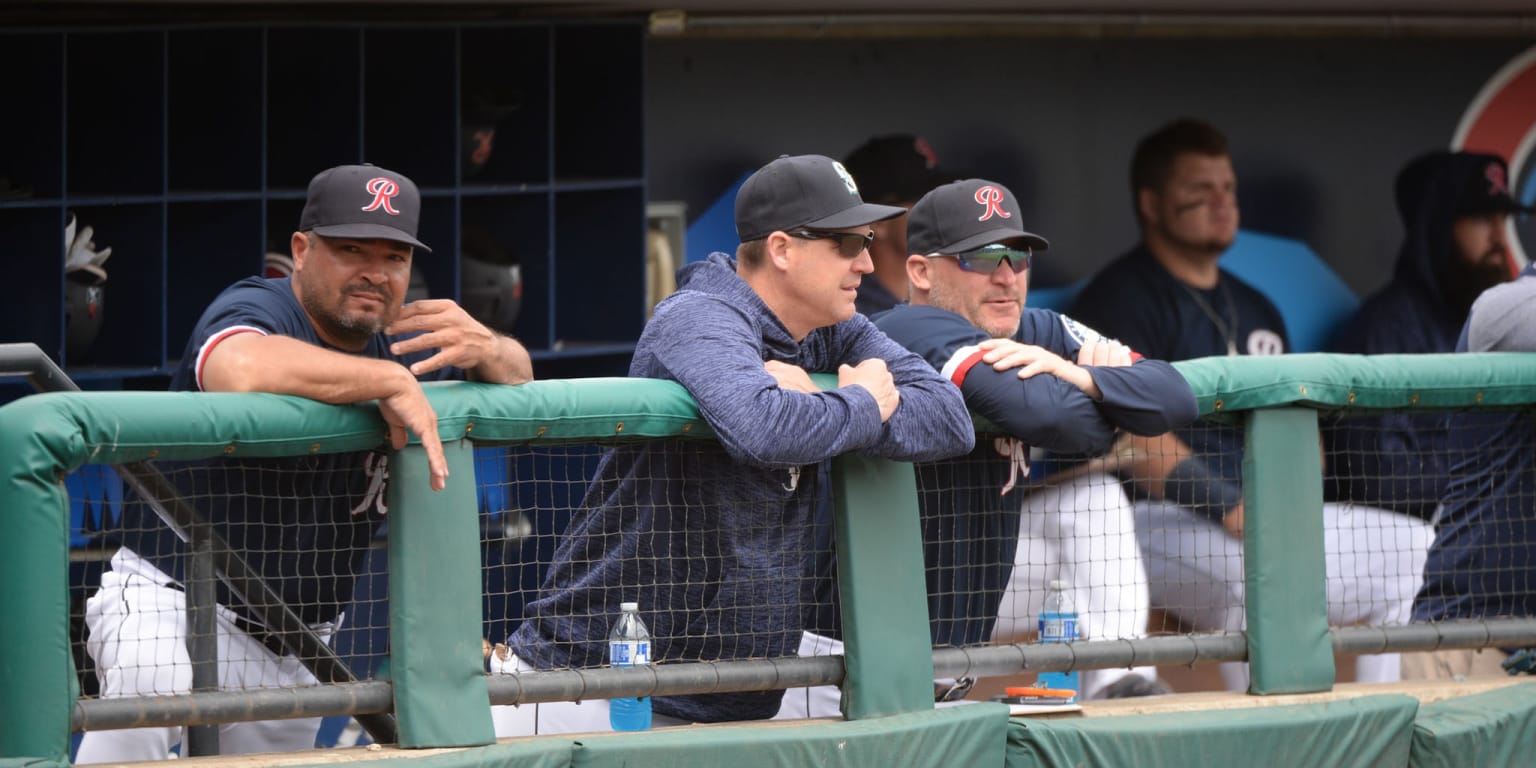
[194,326,267,391]
[938,344,986,388]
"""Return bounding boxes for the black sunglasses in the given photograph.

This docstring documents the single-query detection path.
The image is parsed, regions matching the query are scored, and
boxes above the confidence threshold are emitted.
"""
[789,230,875,258]
[928,244,1031,274]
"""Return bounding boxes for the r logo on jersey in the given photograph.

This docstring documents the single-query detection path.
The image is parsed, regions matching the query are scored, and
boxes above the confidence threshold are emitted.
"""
[991,436,1031,496]
[350,452,391,516]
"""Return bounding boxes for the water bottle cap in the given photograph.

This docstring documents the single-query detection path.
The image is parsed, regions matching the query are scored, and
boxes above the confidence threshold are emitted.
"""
[620,601,639,612]
[1048,579,1067,590]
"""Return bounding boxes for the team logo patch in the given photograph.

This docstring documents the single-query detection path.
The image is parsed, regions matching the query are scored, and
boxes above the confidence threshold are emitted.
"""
[361,177,402,216]
[1059,315,1104,347]
[832,161,859,195]
[1487,161,1511,196]
[974,185,1012,221]
[1246,329,1285,356]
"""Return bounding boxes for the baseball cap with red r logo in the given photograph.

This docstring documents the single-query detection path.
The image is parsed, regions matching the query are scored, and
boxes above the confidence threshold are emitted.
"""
[299,164,432,252]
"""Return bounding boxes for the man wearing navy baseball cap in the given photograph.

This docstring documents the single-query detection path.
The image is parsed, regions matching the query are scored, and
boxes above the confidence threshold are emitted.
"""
[782,178,1197,717]
[76,163,533,763]
[492,154,973,735]
[1329,150,1529,522]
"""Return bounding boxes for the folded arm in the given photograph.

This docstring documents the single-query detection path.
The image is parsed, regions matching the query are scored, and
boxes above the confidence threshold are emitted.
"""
[202,332,451,491]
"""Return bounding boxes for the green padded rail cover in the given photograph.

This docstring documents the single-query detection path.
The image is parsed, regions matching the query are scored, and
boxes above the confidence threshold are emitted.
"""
[0,380,708,764]
[279,704,1007,768]
[288,738,573,768]
[1172,352,1536,415]
[1006,694,1418,767]
[831,454,935,719]
[1243,408,1334,694]
[388,440,496,747]
[566,703,1007,768]
[1410,683,1536,768]
[5,358,1536,763]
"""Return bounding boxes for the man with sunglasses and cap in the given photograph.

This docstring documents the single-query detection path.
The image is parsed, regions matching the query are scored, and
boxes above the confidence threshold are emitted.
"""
[780,180,1195,717]
[77,164,534,763]
[491,154,973,735]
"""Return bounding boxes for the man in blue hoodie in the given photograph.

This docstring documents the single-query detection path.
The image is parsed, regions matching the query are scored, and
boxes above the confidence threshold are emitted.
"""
[1327,151,1521,521]
[491,154,975,735]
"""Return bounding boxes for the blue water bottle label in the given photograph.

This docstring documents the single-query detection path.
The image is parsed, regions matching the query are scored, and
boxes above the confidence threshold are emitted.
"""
[610,640,650,667]
[1039,614,1078,642]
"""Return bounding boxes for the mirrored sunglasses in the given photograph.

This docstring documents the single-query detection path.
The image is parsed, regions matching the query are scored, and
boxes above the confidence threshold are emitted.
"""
[930,244,1032,273]
[789,229,875,258]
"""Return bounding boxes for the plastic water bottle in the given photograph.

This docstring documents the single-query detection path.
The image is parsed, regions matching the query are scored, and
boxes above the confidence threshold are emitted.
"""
[1036,580,1081,695]
[608,601,653,731]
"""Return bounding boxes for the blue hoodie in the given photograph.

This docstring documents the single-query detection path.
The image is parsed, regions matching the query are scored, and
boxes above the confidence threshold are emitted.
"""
[1327,152,1515,521]
[507,253,974,723]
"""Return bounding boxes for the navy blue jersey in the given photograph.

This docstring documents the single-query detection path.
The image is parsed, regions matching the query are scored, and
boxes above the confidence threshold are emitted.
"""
[872,304,1197,646]
[113,277,460,624]
[1071,245,1288,486]
[1414,263,1536,622]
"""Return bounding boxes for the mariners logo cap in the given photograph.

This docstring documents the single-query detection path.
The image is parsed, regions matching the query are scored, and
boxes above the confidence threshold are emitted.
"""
[906,179,1049,255]
[300,164,432,252]
[735,154,907,242]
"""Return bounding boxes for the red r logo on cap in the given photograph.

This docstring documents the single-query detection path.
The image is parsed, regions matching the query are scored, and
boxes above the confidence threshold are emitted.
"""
[1487,162,1510,196]
[974,185,1011,221]
[362,177,401,216]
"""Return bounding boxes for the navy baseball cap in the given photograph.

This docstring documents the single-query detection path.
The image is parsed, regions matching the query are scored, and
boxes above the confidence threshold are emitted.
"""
[1455,154,1534,216]
[907,179,1049,255]
[299,164,432,252]
[735,154,907,242]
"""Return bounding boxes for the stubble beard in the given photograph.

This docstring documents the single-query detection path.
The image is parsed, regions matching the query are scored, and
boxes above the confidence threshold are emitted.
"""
[299,277,394,348]
[928,279,1021,339]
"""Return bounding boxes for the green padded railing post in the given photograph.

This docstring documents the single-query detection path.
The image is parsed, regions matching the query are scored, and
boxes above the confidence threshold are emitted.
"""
[831,453,934,719]
[0,404,73,766]
[386,438,495,747]
[1242,407,1335,694]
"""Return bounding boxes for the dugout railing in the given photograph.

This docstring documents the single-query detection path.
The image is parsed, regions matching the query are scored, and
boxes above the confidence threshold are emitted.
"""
[3,346,1536,766]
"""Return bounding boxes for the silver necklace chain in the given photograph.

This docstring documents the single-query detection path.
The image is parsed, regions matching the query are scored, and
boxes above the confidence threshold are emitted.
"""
[1180,279,1240,356]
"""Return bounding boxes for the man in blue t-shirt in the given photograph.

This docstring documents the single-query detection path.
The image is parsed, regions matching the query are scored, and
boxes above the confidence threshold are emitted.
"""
[1070,119,1433,691]
[77,164,534,763]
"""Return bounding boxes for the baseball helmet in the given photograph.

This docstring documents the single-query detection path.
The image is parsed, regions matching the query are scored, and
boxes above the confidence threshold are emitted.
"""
[264,251,295,278]
[459,227,521,333]
[64,212,111,361]
[65,270,105,361]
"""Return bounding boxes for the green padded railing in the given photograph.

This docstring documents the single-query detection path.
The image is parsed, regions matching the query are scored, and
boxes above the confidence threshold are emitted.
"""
[1173,353,1536,694]
[5,353,1536,765]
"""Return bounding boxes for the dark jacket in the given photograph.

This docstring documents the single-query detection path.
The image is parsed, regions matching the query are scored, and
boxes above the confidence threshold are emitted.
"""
[508,253,974,723]
[1327,152,1511,520]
